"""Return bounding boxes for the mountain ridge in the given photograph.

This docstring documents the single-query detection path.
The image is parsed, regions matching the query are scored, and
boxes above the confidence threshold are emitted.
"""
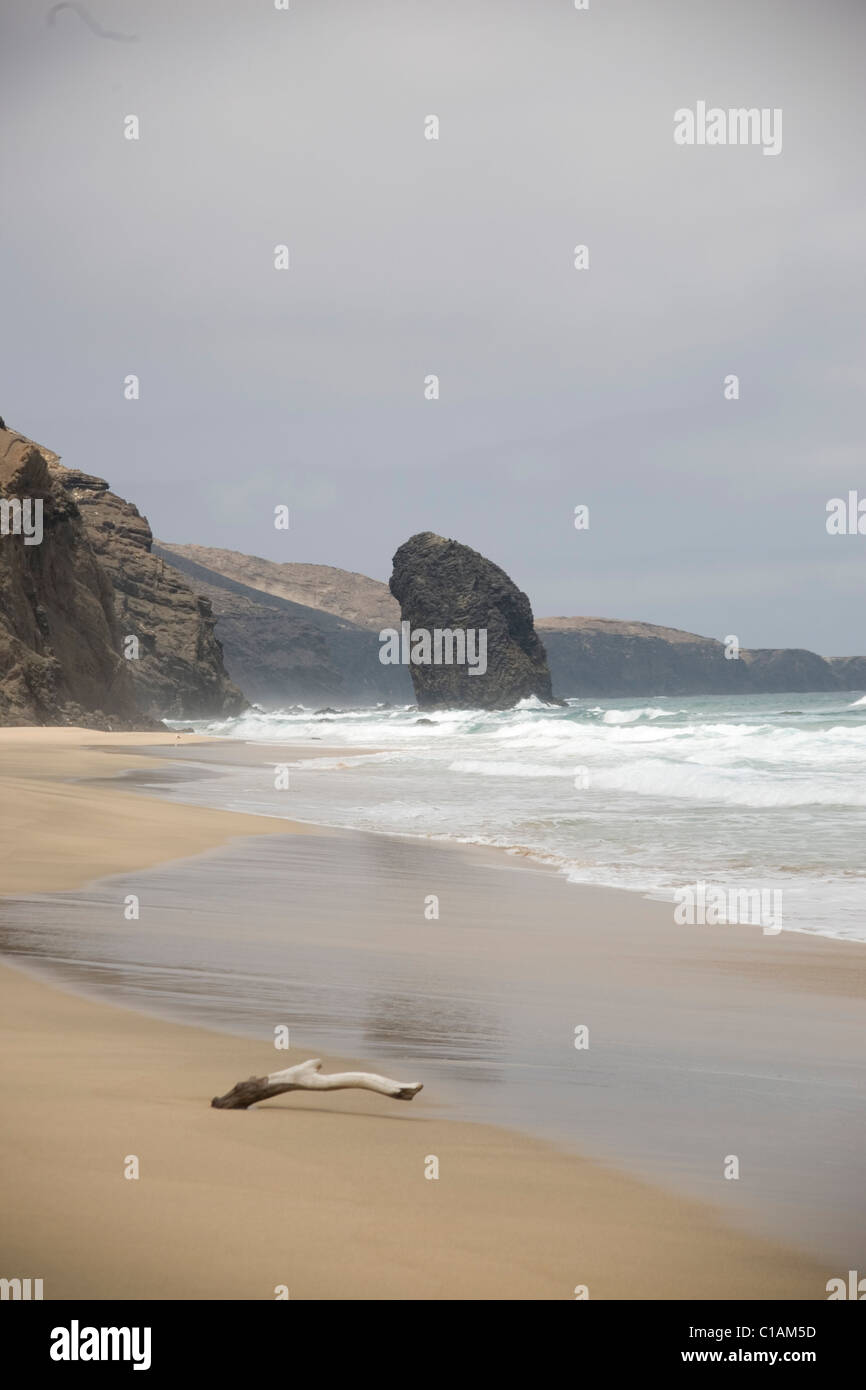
[157,542,864,703]
[160,543,400,632]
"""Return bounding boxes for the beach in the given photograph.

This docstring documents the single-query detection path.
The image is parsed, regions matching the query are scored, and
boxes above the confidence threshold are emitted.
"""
[0,729,860,1299]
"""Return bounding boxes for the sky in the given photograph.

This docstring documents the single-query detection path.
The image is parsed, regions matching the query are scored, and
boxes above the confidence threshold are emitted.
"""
[2,0,864,654]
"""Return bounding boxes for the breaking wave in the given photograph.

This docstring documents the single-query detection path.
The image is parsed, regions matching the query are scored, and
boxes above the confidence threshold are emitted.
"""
[173,691,866,941]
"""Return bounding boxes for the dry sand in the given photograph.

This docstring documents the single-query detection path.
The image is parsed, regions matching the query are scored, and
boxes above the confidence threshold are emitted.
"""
[0,729,837,1299]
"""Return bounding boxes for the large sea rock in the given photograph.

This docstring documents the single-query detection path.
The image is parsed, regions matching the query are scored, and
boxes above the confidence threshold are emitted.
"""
[389,532,555,710]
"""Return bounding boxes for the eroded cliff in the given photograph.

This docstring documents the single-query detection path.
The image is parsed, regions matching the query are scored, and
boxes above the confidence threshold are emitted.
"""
[0,427,141,726]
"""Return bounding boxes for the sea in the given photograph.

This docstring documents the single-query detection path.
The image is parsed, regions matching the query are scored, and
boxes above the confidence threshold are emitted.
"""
[167,689,866,943]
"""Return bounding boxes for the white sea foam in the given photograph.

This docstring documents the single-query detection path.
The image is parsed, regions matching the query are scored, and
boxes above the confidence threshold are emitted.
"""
[173,692,866,942]
[449,759,577,779]
[601,706,675,724]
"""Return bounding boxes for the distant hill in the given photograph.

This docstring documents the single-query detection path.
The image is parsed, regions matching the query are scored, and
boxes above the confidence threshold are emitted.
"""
[160,544,400,632]
[828,655,866,690]
[155,545,411,709]
[535,617,846,697]
[156,544,865,706]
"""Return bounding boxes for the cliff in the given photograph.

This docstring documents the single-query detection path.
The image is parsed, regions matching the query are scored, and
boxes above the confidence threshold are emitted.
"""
[0,423,245,726]
[389,532,556,710]
[59,474,246,721]
[0,426,142,727]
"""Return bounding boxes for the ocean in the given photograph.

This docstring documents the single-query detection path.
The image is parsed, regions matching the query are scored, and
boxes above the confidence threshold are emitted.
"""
[169,690,866,943]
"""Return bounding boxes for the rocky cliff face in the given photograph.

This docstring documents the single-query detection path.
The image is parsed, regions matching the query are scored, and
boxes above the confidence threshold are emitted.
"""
[0,427,143,727]
[389,532,555,710]
[59,473,246,721]
[0,423,246,726]
[156,546,412,709]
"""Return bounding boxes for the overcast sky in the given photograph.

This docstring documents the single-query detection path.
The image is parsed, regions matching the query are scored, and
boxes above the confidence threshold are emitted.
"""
[2,0,864,653]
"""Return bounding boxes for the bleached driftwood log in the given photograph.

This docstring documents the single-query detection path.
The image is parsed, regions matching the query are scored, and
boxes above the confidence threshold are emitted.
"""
[211,1057,423,1110]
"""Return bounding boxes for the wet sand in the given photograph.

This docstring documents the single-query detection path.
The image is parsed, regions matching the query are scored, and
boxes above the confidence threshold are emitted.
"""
[0,728,314,896]
[0,729,857,1298]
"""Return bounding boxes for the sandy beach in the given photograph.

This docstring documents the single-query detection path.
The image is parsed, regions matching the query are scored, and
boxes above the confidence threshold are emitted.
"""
[0,729,856,1299]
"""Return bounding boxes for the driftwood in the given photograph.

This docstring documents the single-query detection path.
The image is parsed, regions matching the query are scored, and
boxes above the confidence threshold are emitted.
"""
[211,1057,423,1110]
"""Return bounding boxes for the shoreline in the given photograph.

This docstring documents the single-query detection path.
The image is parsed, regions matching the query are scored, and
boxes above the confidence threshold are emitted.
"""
[130,722,866,947]
[0,728,855,1298]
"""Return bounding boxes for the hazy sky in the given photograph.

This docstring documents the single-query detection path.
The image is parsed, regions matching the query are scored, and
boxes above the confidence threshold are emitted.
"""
[2,0,864,653]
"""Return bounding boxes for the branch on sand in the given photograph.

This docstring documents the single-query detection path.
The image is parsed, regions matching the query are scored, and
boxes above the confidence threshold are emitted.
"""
[211,1057,423,1110]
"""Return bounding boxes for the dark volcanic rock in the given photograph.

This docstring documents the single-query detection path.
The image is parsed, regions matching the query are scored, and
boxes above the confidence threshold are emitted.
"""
[0,427,146,727]
[389,532,555,710]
